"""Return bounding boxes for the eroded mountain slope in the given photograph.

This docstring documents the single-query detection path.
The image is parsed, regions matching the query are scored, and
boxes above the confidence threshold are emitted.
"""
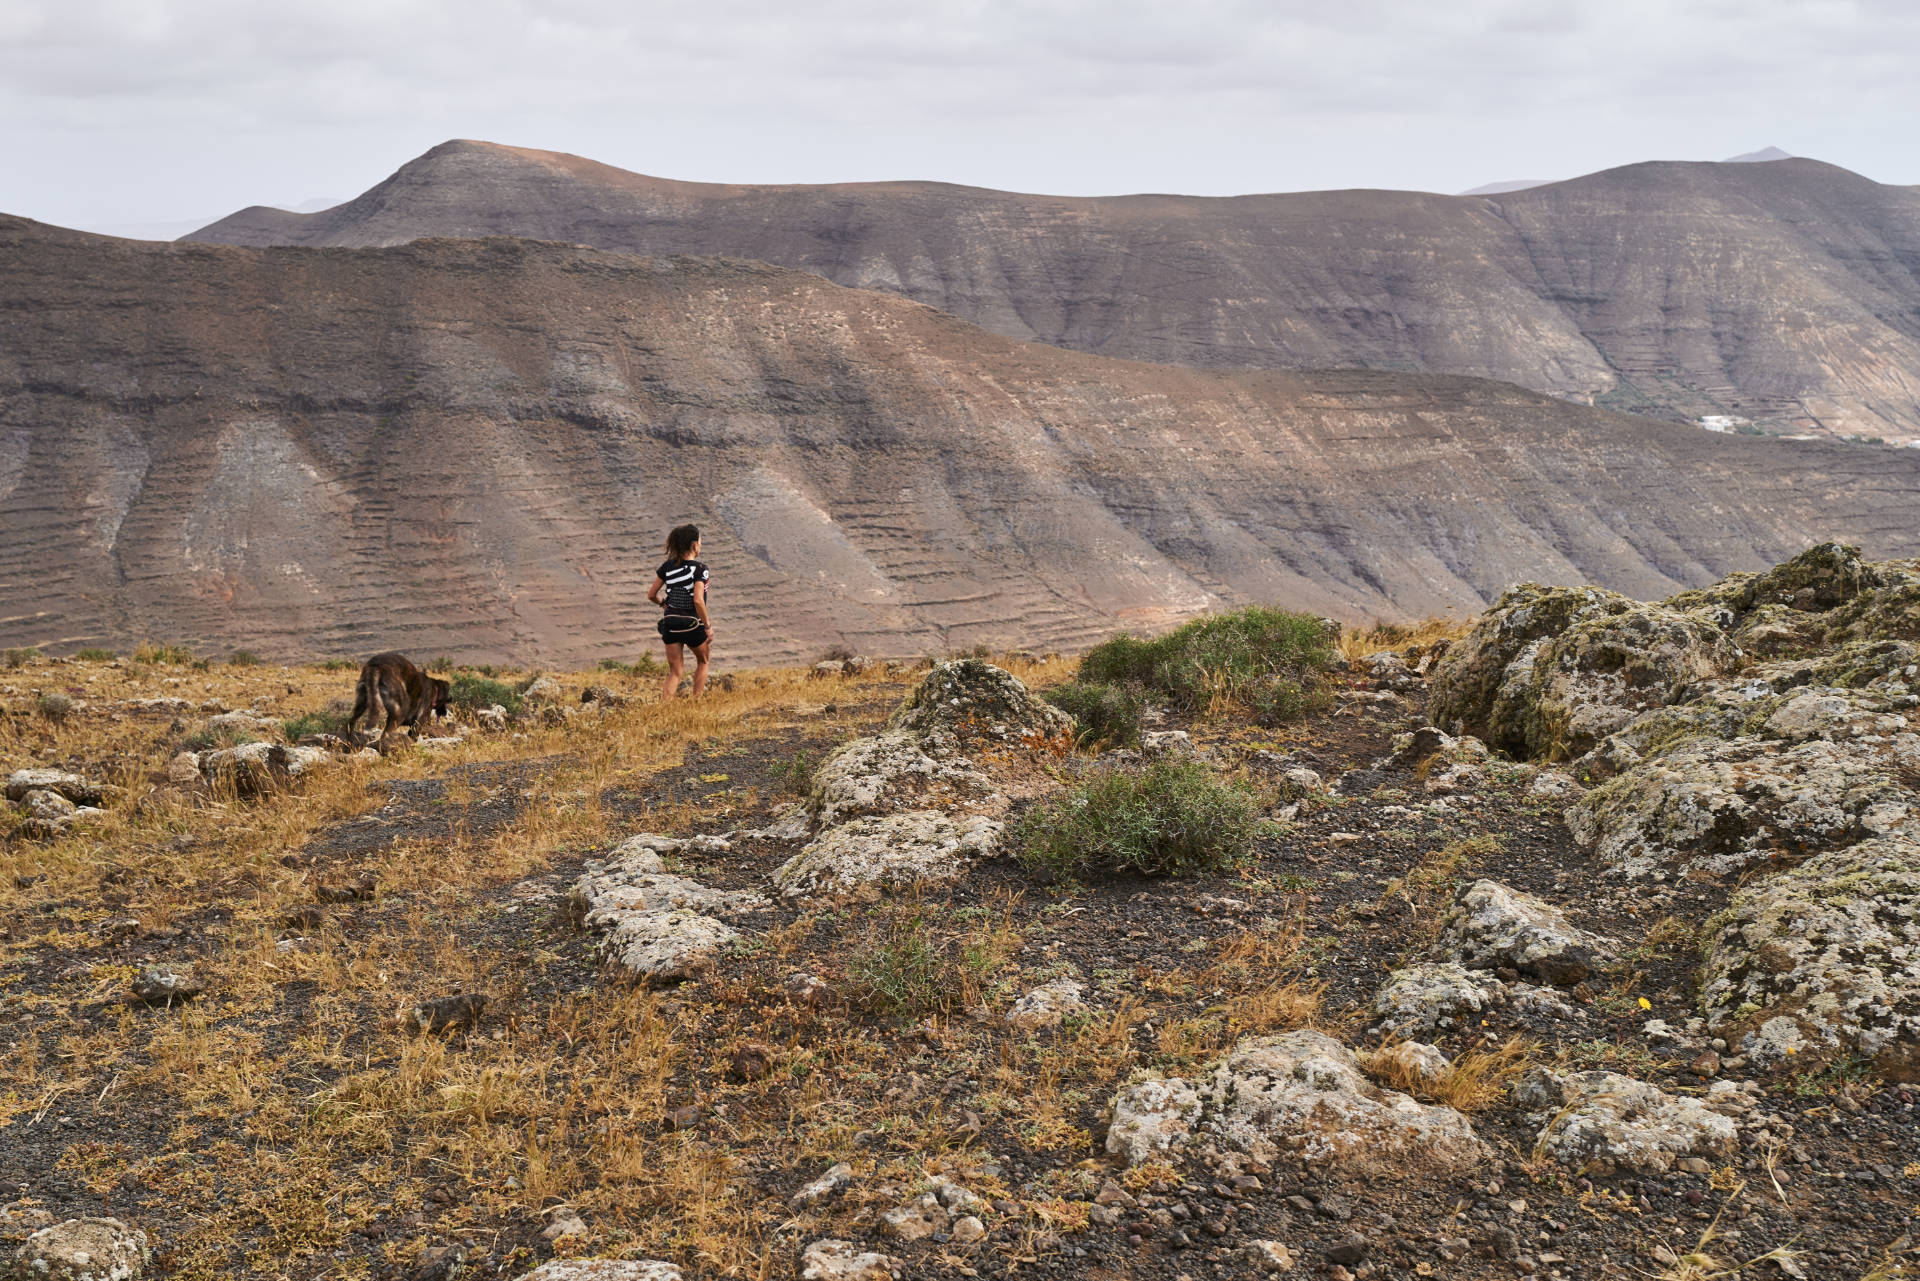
[186,141,1920,439]
[7,216,1920,665]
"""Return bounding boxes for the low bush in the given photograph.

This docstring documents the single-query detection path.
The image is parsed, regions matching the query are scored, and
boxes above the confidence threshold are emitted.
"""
[1043,680,1144,748]
[36,692,74,724]
[2,647,41,669]
[72,647,116,662]
[228,649,261,667]
[1015,758,1263,879]
[599,655,663,676]
[449,672,522,717]
[319,657,352,671]
[1076,606,1333,723]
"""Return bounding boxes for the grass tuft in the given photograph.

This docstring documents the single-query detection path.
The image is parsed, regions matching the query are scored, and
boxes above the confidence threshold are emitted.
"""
[449,672,523,717]
[1043,680,1144,748]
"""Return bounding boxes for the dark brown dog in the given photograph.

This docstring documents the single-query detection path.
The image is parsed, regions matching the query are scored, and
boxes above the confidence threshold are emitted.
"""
[347,652,450,747]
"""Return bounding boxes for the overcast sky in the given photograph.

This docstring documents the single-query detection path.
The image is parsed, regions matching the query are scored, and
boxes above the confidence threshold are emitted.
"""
[6,0,1917,236]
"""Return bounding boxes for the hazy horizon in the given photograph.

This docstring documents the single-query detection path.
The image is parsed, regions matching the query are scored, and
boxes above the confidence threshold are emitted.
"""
[7,0,1918,236]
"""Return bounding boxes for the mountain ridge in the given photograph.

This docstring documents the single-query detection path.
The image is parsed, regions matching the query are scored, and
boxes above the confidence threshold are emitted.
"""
[184,141,1920,442]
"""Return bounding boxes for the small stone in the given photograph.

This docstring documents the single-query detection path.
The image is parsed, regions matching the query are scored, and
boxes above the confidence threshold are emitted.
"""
[1246,1240,1296,1272]
[729,1040,774,1082]
[1326,1233,1369,1265]
[785,972,833,1007]
[663,1104,701,1131]
[541,1210,589,1242]
[1691,1051,1720,1078]
[129,965,200,1006]
[791,1163,853,1208]
[950,1215,986,1243]
[800,1237,903,1281]
[880,1193,949,1241]
[408,993,488,1035]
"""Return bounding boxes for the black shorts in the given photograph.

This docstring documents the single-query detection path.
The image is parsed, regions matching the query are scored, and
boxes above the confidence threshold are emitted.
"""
[658,615,709,649]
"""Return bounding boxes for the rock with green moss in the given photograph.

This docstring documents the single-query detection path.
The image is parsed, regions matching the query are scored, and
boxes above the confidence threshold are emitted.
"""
[887,658,1073,750]
[1699,834,1920,1081]
[1429,583,1633,740]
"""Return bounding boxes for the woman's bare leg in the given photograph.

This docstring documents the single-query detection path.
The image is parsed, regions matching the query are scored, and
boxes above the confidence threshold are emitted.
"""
[691,639,712,697]
[662,643,684,700]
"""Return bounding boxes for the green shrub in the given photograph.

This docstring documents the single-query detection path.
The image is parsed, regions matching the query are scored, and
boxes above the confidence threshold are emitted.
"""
[36,692,75,724]
[73,647,116,662]
[282,711,341,740]
[1077,606,1333,723]
[1015,758,1264,879]
[320,657,352,671]
[228,649,261,667]
[2,647,41,669]
[1043,680,1144,748]
[770,748,817,798]
[134,643,193,665]
[599,655,663,676]
[450,672,522,717]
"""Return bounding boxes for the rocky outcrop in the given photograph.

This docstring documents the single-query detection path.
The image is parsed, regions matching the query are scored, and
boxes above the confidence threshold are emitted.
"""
[1372,962,1507,1037]
[5,769,111,807]
[799,1240,903,1281]
[1106,1032,1484,1173]
[1430,546,1920,1073]
[1005,978,1087,1030]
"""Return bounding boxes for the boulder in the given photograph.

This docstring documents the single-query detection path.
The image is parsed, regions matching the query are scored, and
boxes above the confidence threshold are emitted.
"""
[520,675,564,705]
[886,659,1073,751]
[1441,880,1610,986]
[11,1216,148,1281]
[1005,978,1086,1030]
[799,1240,903,1281]
[806,731,1004,829]
[1197,1031,1484,1172]
[1429,583,1635,739]
[1514,1068,1739,1174]
[1699,834,1920,1078]
[772,812,1001,900]
[197,742,329,796]
[21,788,77,821]
[1364,1040,1451,1089]
[5,769,108,806]
[1371,962,1506,1037]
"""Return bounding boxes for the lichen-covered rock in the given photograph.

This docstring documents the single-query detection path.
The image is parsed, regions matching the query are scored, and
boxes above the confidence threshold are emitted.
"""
[11,1216,148,1281]
[1514,1068,1739,1174]
[799,1240,903,1281]
[1429,583,1637,739]
[887,659,1072,750]
[1699,834,1920,1079]
[1005,978,1086,1030]
[1487,603,1736,760]
[1566,734,1917,878]
[520,675,564,705]
[1371,962,1507,1036]
[5,769,109,806]
[515,1263,683,1281]
[591,909,741,985]
[1106,1077,1202,1165]
[878,1194,948,1242]
[773,812,1002,900]
[129,965,201,1006]
[1442,880,1610,986]
[1197,1031,1484,1172]
[21,788,77,821]
[806,731,1004,829]
[204,709,282,735]
[197,742,330,796]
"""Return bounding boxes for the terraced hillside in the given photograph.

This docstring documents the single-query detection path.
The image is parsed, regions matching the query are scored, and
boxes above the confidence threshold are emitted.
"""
[8,218,1920,666]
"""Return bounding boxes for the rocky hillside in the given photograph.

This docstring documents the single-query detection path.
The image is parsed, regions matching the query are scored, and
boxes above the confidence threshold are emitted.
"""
[9,216,1920,666]
[3,549,1916,1279]
[186,141,1920,441]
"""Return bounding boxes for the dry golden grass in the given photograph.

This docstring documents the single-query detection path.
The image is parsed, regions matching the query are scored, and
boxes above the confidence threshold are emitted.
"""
[1363,1035,1535,1112]
[1336,614,1473,662]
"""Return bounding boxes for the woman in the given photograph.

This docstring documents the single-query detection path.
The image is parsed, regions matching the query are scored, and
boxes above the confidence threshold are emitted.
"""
[647,524,713,700]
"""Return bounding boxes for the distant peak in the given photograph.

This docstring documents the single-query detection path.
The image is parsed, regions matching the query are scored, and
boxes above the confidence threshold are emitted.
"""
[1722,146,1792,164]
[1460,178,1554,196]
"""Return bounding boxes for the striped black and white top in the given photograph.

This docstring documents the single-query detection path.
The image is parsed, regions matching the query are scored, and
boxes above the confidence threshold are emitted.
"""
[656,558,710,614]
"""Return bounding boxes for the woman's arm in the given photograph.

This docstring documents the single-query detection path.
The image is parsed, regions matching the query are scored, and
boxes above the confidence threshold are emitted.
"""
[693,580,710,627]
[647,575,664,606]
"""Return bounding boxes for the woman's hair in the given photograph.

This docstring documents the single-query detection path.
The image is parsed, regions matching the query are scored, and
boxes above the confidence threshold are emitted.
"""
[664,524,701,560]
